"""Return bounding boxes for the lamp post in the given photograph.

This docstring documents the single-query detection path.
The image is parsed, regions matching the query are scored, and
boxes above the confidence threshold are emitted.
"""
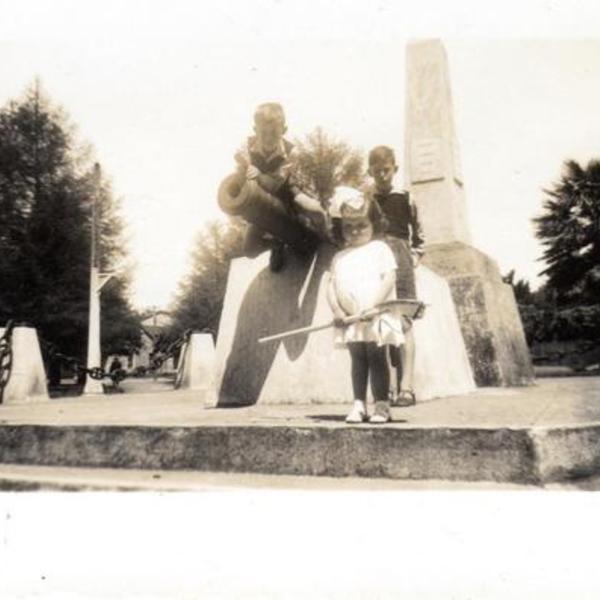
[83,163,113,395]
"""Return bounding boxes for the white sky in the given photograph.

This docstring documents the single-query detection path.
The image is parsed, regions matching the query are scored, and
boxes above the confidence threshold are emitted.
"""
[2,0,600,309]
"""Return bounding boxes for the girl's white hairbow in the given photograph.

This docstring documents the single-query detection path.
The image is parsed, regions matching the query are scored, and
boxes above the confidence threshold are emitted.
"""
[328,186,365,218]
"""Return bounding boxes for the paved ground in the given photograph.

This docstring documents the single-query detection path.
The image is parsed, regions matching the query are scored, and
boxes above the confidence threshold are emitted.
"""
[0,464,537,491]
[2,376,600,429]
[0,463,598,491]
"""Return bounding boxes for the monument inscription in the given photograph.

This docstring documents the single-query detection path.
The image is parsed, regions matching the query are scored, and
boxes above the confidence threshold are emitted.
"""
[410,137,444,183]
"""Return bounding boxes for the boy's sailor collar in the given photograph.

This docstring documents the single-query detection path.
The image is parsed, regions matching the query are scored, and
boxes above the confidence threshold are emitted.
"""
[389,183,408,195]
[371,182,409,197]
[247,136,293,161]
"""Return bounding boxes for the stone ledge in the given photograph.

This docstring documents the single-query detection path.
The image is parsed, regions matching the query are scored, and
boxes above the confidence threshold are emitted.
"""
[0,421,597,485]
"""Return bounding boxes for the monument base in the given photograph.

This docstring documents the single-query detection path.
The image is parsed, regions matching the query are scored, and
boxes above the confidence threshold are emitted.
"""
[0,326,49,405]
[214,244,475,406]
[176,333,216,400]
[423,241,534,387]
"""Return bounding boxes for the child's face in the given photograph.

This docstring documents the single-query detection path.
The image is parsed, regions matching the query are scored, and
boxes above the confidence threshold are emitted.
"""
[369,159,398,192]
[341,216,373,247]
[254,120,285,154]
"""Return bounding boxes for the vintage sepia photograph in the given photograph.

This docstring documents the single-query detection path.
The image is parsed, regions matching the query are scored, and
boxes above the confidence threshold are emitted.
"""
[1,0,600,597]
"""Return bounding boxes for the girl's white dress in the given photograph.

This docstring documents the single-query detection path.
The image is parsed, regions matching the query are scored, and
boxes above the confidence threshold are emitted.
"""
[330,240,405,348]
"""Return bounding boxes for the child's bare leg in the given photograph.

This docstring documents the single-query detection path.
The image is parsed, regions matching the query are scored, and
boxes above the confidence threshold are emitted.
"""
[397,317,416,406]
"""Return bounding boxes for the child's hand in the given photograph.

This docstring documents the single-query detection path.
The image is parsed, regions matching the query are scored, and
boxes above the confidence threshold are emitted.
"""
[358,308,377,322]
[294,192,324,214]
[332,309,347,328]
[333,317,346,328]
[234,150,249,168]
[411,252,422,268]
[246,165,261,180]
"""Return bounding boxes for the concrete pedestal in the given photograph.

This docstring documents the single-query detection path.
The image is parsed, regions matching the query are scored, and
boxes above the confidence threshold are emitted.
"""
[423,242,534,386]
[0,326,49,404]
[214,244,475,406]
[176,333,216,401]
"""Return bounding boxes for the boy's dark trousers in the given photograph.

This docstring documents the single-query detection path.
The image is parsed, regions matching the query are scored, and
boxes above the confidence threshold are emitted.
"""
[232,174,317,261]
[237,170,293,262]
[243,224,281,258]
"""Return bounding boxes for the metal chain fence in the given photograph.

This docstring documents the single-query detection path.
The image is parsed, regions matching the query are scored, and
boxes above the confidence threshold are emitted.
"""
[0,321,15,404]
[0,323,195,402]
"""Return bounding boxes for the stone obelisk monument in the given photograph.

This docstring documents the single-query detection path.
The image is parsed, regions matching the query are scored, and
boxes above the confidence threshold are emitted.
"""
[405,39,533,386]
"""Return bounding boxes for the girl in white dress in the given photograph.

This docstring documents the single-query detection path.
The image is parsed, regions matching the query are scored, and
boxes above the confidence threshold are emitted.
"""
[326,188,404,424]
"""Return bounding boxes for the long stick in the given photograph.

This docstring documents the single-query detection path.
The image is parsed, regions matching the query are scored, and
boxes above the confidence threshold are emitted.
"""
[258,299,425,344]
[259,310,377,344]
[259,320,338,343]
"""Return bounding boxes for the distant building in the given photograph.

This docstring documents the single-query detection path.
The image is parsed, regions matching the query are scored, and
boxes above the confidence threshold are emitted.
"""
[132,310,176,374]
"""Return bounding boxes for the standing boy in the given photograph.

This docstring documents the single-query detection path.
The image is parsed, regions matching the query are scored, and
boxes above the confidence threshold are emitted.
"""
[367,145,425,406]
[234,102,323,271]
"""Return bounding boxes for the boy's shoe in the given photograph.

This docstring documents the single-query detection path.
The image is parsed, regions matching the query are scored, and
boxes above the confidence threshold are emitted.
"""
[392,389,416,407]
[345,401,367,424]
[269,243,286,272]
[369,401,391,424]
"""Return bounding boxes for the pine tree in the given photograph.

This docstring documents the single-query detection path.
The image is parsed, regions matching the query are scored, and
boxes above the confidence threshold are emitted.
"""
[0,83,140,364]
[534,159,600,304]
[292,127,365,205]
[170,219,245,338]
[502,270,533,305]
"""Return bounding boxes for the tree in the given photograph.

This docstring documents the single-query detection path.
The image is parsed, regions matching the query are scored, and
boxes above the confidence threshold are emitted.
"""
[171,128,366,339]
[502,270,533,305]
[534,159,600,304]
[0,82,140,365]
[170,219,245,338]
[292,127,365,206]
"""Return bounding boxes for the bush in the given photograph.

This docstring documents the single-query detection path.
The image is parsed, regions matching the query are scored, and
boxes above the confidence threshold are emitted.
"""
[521,304,600,344]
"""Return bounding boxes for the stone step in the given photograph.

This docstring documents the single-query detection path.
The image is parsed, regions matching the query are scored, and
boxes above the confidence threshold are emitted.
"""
[0,377,598,486]
[0,419,598,486]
